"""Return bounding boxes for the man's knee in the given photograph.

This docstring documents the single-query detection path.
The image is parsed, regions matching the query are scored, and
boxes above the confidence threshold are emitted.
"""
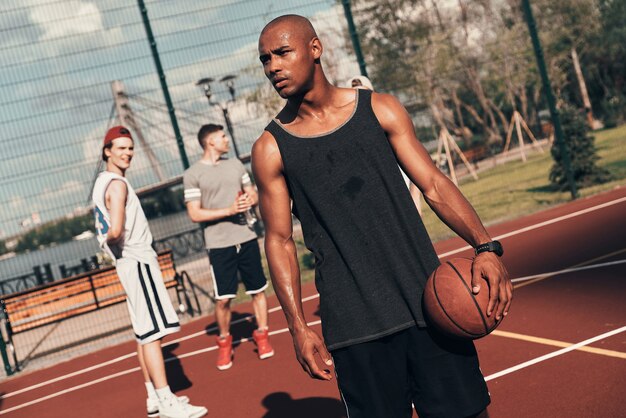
[216,298,231,309]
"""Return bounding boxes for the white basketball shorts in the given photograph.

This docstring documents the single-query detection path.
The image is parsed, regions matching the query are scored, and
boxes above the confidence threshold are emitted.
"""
[116,257,180,344]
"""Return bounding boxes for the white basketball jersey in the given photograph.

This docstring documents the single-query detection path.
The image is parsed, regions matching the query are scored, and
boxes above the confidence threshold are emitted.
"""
[92,171,156,264]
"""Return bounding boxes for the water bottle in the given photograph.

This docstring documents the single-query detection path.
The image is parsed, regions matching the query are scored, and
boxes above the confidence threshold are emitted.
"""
[240,173,258,229]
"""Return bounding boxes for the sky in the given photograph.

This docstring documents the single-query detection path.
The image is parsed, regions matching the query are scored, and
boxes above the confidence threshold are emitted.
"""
[0,0,360,239]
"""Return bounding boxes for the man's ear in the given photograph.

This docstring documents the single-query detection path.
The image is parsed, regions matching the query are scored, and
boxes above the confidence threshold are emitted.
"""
[311,37,323,60]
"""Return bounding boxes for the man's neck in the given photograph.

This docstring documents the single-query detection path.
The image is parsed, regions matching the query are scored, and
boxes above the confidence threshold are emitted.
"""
[201,148,225,165]
[282,82,347,123]
[106,163,125,177]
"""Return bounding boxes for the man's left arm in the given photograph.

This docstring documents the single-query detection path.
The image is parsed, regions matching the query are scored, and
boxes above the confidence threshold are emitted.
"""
[372,93,512,320]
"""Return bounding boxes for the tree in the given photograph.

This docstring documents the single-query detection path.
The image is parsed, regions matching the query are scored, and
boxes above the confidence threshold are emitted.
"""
[14,214,94,253]
[348,0,541,148]
[549,104,611,190]
[586,0,626,126]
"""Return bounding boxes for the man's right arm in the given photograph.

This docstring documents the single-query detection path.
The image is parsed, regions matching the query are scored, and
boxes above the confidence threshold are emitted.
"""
[183,170,249,223]
[251,131,333,381]
[185,200,241,223]
[104,179,127,244]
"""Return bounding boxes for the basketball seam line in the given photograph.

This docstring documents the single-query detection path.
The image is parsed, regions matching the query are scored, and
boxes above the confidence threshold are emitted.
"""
[432,264,477,337]
[448,261,489,336]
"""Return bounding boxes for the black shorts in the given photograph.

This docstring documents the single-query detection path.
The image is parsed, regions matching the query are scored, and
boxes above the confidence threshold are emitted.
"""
[208,239,268,300]
[332,326,490,418]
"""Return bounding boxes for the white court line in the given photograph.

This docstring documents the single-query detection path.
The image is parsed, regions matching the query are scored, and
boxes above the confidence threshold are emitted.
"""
[13,255,620,401]
[0,368,141,415]
[485,325,626,381]
[511,259,626,283]
[3,321,621,415]
[4,254,623,413]
[0,321,321,415]
[439,196,626,258]
[163,294,320,347]
[1,195,624,406]
[0,293,321,401]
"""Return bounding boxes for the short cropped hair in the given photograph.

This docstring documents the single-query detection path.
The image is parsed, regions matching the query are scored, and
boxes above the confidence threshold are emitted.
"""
[197,123,224,149]
[102,142,113,162]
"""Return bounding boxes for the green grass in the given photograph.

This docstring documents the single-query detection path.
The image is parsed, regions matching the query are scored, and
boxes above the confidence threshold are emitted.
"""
[233,124,626,305]
[421,124,626,242]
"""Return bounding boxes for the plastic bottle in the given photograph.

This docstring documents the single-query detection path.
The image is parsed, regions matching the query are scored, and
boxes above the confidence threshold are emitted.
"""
[239,174,258,228]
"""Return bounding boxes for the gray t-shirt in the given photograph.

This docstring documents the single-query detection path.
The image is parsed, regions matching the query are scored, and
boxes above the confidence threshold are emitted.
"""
[183,158,257,249]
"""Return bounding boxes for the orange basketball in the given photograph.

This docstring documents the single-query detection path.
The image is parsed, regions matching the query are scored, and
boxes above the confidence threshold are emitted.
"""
[423,257,501,339]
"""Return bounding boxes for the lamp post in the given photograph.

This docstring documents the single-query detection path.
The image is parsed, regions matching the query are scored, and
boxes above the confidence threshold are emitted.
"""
[195,75,241,160]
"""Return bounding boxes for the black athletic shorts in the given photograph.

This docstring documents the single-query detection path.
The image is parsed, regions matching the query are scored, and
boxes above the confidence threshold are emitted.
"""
[332,326,490,418]
[208,239,268,300]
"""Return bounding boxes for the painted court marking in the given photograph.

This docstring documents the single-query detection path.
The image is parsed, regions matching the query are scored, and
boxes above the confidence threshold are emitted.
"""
[490,330,626,359]
[513,248,626,289]
[1,195,624,412]
[9,253,622,400]
[0,296,321,401]
[439,196,626,258]
[485,326,626,382]
[512,259,626,284]
[0,321,321,415]
[3,322,622,415]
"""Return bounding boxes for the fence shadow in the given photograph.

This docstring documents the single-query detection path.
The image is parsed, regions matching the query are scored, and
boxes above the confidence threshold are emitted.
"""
[260,392,346,418]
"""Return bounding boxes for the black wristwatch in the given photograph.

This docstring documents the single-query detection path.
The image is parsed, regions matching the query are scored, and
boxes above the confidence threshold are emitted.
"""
[475,240,504,257]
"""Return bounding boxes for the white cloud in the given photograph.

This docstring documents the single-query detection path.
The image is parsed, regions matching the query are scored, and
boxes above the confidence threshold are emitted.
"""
[25,0,126,59]
[31,1,103,41]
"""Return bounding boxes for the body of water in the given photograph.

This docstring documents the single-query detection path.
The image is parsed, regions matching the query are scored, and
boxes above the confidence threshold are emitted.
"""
[0,212,197,283]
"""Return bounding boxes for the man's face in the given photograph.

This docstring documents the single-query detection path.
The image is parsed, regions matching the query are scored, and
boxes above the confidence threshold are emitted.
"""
[208,130,230,153]
[105,137,134,170]
[258,25,316,98]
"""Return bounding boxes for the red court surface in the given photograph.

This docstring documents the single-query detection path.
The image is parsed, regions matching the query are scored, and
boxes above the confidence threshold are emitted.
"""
[1,186,625,417]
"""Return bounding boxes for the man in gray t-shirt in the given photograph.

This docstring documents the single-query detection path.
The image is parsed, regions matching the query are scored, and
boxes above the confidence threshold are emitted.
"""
[184,124,274,371]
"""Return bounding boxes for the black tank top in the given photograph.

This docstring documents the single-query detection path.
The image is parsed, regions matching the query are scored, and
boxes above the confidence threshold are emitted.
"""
[265,89,440,350]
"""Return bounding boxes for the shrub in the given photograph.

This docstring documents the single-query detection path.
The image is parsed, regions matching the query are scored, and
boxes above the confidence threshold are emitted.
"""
[549,104,612,190]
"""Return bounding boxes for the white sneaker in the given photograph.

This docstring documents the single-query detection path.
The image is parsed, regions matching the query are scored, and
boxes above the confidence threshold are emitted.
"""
[158,396,207,418]
[147,395,189,417]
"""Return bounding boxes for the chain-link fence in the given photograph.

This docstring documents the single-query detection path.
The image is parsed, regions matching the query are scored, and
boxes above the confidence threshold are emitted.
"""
[1,0,624,376]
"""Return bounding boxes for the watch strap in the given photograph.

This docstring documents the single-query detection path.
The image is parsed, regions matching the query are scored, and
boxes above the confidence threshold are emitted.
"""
[475,240,503,256]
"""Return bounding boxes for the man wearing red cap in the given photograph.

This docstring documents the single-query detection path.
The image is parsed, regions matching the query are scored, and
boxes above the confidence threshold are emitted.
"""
[93,126,207,418]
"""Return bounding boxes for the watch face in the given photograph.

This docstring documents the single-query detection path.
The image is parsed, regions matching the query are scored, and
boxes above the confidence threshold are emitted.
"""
[492,241,504,256]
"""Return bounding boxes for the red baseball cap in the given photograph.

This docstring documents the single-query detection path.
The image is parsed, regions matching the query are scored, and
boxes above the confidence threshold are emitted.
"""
[103,125,132,147]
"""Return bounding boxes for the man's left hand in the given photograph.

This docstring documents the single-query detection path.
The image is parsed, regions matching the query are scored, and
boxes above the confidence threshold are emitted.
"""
[471,253,513,321]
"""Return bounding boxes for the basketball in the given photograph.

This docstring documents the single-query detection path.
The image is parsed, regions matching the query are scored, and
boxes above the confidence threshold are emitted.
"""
[423,257,501,339]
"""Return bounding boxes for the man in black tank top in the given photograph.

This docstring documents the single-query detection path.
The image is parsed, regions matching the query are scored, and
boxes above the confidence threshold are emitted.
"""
[253,15,512,418]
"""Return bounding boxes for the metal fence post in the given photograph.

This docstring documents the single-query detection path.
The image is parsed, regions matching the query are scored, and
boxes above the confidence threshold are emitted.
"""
[341,0,368,78]
[137,0,190,170]
[522,0,578,199]
[0,300,15,376]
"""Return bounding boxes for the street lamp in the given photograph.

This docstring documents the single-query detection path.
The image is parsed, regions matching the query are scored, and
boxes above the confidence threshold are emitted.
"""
[195,75,241,160]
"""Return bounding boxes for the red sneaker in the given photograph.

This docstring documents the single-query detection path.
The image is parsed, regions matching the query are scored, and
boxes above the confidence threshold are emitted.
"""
[253,329,275,360]
[216,335,233,370]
